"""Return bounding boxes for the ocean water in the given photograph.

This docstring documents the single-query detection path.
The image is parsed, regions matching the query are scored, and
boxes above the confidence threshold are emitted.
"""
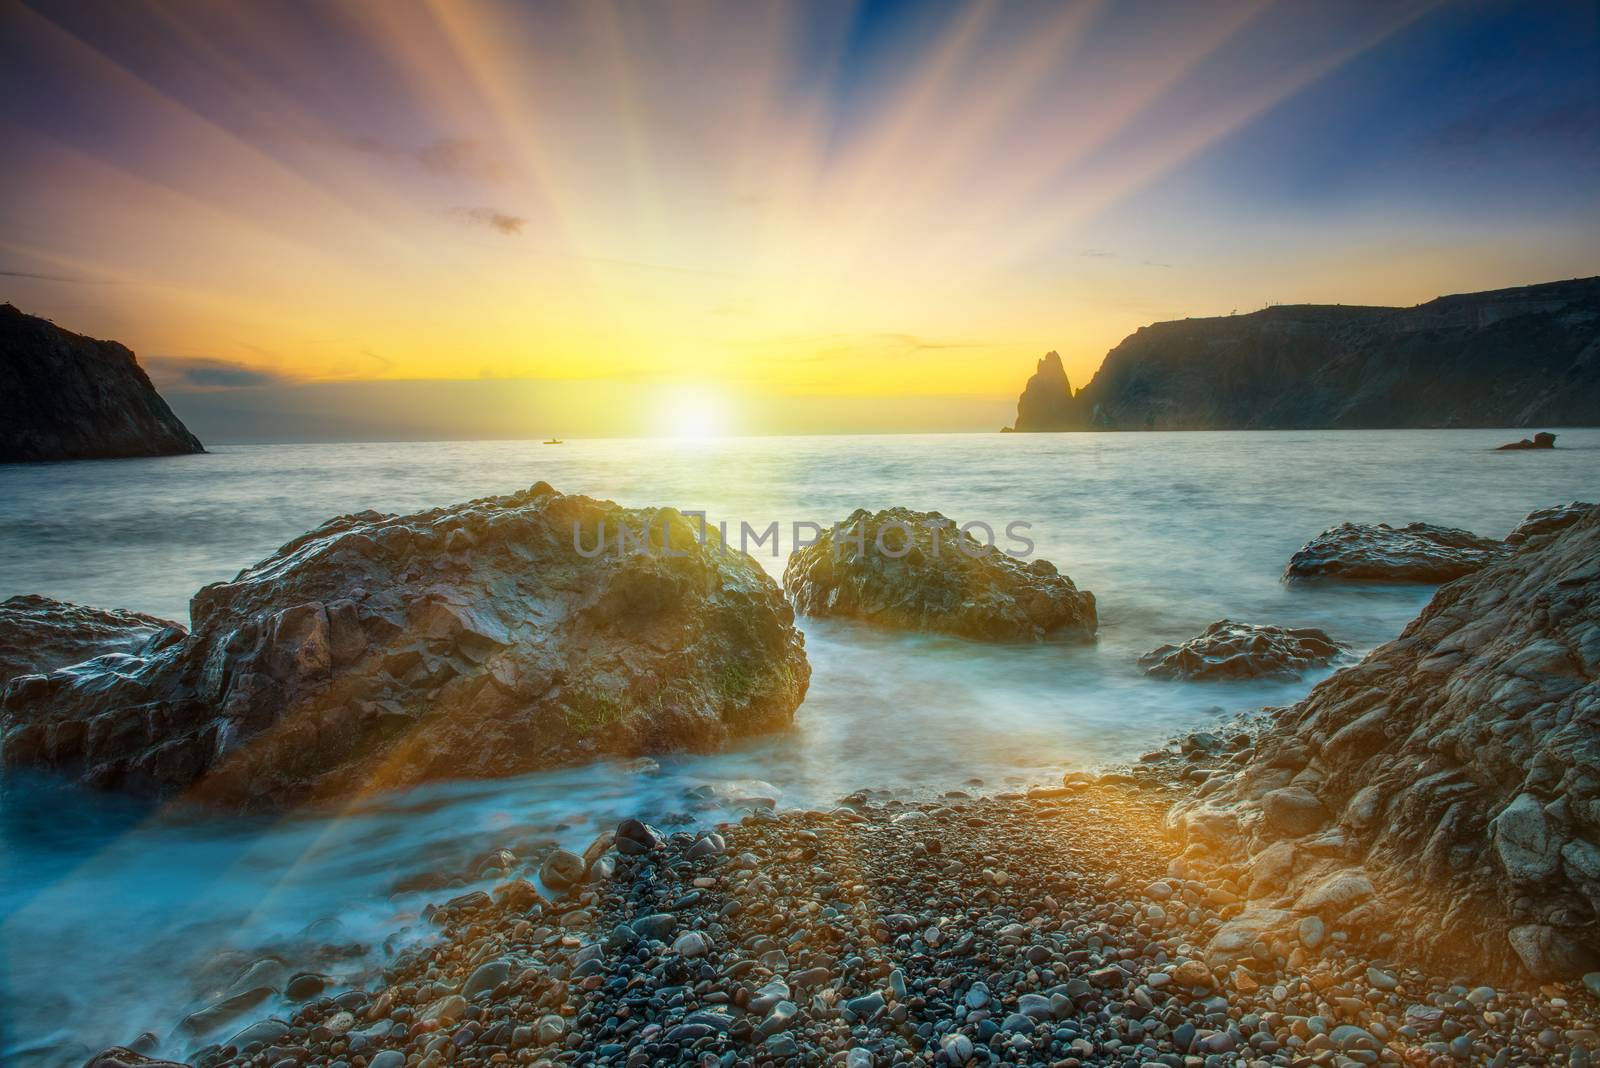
[1,428,1596,1062]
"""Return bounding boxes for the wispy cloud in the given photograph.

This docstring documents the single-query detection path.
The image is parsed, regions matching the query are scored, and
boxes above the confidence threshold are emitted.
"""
[0,268,105,283]
[343,135,509,182]
[449,207,526,236]
[144,355,292,391]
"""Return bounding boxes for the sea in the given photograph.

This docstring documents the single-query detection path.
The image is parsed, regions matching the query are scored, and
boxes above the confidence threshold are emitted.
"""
[1,428,1595,1062]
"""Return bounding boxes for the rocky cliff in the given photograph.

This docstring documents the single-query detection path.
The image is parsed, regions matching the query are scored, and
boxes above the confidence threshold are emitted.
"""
[0,303,204,462]
[1008,277,1600,431]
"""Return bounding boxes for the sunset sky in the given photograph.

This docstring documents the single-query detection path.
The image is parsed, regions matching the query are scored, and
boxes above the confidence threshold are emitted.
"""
[2,0,1597,439]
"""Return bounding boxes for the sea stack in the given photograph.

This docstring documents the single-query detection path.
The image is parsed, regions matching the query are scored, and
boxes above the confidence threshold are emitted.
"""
[0,303,204,462]
[1008,350,1086,432]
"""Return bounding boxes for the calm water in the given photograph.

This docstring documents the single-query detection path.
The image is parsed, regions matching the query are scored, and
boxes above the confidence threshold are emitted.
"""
[1,429,1596,1062]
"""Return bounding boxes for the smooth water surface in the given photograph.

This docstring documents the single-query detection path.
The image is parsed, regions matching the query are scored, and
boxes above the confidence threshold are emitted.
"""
[1,429,1596,1061]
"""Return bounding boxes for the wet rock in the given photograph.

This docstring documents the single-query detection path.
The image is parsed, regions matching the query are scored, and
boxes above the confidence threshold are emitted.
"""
[0,595,180,685]
[1141,618,1344,679]
[0,485,810,806]
[1284,520,1506,582]
[178,986,274,1035]
[782,507,1096,641]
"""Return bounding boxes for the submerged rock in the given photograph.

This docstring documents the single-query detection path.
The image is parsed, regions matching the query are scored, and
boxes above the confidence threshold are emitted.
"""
[1139,619,1343,679]
[1496,431,1557,450]
[1284,520,1506,582]
[0,483,809,807]
[1174,506,1600,979]
[0,302,204,463]
[0,594,182,685]
[782,507,1096,641]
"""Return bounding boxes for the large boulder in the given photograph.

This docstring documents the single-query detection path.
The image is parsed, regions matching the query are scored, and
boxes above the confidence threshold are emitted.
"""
[1283,520,1506,583]
[0,594,183,684]
[781,507,1096,641]
[0,483,809,807]
[1172,508,1600,979]
[1139,620,1343,680]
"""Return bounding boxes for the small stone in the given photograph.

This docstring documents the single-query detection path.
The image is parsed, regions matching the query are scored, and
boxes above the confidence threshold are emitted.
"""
[1172,960,1213,989]
[463,959,512,999]
[673,931,710,957]
[538,849,586,890]
[941,1033,974,1065]
[630,913,677,941]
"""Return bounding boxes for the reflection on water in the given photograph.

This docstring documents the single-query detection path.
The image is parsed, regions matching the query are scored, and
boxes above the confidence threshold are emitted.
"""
[1,428,1596,1062]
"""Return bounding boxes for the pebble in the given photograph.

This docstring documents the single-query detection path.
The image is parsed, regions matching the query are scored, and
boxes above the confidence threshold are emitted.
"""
[181,794,1599,1068]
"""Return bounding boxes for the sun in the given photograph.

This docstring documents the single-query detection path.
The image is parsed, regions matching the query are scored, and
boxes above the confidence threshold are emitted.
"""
[661,385,730,440]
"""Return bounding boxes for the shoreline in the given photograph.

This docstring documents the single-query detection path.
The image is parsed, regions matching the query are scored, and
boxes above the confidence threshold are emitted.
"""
[140,763,1597,1068]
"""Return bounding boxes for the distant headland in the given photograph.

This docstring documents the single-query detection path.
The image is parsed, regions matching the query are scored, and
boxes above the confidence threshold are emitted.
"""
[1,303,204,463]
[1006,276,1600,432]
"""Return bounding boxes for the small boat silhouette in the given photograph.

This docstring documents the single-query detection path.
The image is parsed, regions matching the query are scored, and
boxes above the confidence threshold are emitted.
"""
[543,438,564,445]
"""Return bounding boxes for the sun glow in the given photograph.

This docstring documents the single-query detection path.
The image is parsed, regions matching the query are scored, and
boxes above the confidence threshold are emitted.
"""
[660,386,730,440]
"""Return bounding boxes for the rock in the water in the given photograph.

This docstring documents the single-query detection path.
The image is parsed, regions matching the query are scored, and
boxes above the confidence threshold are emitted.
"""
[0,483,809,806]
[782,507,1096,641]
[0,594,182,685]
[1284,520,1506,582]
[1496,431,1557,450]
[1175,506,1600,979]
[1139,619,1343,679]
[1,303,204,463]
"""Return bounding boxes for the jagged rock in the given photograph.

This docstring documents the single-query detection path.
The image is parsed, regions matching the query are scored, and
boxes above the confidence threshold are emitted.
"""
[1496,431,1557,450]
[1172,506,1600,979]
[1005,277,1600,430]
[0,594,183,684]
[1139,620,1343,679]
[782,507,1096,641]
[0,483,809,807]
[1506,501,1599,548]
[81,1050,190,1068]
[1,303,204,462]
[1007,351,1078,432]
[1283,521,1506,582]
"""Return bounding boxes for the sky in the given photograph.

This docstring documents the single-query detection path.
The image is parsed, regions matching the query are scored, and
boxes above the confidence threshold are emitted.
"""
[2,0,1597,440]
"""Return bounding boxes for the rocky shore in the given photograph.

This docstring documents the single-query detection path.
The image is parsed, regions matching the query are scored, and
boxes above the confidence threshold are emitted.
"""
[130,776,1599,1068]
[16,494,1600,1066]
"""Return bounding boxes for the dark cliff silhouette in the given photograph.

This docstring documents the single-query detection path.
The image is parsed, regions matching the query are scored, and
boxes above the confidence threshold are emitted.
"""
[1007,277,1600,431]
[1,304,204,462]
